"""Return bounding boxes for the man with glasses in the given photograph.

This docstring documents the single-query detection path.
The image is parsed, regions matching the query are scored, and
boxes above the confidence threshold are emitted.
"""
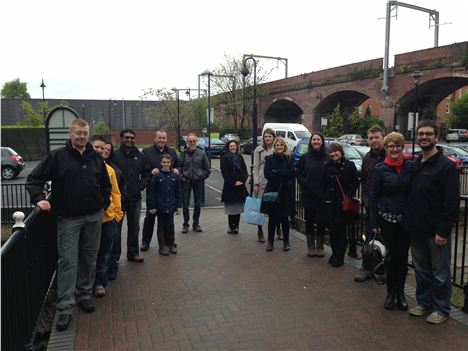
[179,133,210,233]
[27,118,111,331]
[111,129,150,274]
[141,130,181,251]
[404,120,459,324]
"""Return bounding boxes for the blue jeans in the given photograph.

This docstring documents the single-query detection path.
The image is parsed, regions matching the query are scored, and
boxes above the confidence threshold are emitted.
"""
[94,220,117,288]
[410,232,452,316]
[142,208,156,246]
[182,180,203,226]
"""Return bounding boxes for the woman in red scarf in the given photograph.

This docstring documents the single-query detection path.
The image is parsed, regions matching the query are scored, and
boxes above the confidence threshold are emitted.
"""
[369,132,415,311]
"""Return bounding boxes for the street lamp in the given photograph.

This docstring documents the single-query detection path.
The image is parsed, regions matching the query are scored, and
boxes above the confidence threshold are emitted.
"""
[40,79,49,153]
[171,88,182,152]
[200,70,212,166]
[410,70,423,158]
[241,56,258,195]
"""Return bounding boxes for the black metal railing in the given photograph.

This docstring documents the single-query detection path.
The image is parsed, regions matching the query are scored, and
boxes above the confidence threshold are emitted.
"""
[1,208,57,350]
[293,182,468,312]
[1,183,35,224]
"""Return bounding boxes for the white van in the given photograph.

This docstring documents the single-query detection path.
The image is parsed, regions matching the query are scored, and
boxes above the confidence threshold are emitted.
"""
[261,123,311,151]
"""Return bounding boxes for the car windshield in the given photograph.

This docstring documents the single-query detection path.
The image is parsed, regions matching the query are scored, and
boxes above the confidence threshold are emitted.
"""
[295,131,311,139]
[343,145,361,160]
[298,142,309,155]
[450,146,468,156]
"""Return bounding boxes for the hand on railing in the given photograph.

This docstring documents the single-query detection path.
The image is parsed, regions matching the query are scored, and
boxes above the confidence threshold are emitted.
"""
[36,200,51,212]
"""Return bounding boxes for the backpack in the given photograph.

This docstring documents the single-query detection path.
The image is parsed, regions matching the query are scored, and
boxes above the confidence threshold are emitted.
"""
[361,233,388,284]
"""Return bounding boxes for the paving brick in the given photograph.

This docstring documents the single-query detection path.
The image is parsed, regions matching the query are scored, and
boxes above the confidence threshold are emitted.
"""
[74,209,468,350]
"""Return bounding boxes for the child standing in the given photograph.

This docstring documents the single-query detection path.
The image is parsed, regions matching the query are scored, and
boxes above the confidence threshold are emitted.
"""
[148,154,182,255]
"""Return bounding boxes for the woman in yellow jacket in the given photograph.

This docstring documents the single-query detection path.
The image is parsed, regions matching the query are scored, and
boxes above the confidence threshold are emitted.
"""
[91,137,124,297]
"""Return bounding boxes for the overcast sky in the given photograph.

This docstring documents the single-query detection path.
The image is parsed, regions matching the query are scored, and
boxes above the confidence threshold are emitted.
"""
[1,0,467,101]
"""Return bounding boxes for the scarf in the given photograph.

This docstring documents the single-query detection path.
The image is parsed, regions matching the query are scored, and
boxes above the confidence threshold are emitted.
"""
[384,155,404,173]
[228,152,241,171]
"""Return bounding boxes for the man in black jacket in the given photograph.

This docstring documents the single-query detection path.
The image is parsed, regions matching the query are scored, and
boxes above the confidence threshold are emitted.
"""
[355,125,386,282]
[405,120,459,324]
[111,129,150,270]
[27,118,111,331]
[141,130,181,251]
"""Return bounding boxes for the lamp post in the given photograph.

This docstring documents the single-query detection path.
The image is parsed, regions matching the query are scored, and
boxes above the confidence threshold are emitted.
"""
[171,88,182,152]
[40,79,50,153]
[200,70,212,166]
[410,70,423,158]
[241,56,258,195]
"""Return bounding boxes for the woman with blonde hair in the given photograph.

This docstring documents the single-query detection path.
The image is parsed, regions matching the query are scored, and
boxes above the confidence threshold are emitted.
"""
[260,137,295,251]
[370,132,414,310]
[252,128,280,242]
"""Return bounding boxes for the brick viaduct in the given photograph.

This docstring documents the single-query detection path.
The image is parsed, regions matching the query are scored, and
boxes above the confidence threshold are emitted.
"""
[250,41,468,134]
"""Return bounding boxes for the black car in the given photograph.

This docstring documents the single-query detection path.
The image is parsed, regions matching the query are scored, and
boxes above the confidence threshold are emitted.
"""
[1,147,26,180]
[240,137,262,155]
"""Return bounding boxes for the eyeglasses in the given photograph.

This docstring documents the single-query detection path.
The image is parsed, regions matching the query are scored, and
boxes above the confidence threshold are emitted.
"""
[417,132,435,137]
[387,144,403,150]
[187,139,197,143]
[123,135,135,140]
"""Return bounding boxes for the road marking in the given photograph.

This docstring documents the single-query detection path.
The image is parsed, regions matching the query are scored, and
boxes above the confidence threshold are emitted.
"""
[205,183,222,194]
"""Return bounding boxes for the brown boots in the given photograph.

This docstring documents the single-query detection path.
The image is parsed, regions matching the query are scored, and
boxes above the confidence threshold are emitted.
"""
[257,228,265,242]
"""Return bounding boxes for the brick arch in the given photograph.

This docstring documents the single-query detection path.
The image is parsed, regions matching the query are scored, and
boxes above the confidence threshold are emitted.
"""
[394,76,468,136]
[263,98,304,123]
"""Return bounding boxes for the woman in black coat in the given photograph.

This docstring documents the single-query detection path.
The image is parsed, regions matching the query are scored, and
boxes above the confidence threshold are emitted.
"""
[260,137,295,252]
[296,132,329,258]
[370,132,414,311]
[322,142,359,267]
[220,140,249,234]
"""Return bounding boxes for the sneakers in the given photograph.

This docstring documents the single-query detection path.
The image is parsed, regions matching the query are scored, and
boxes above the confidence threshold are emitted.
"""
[56,314,72,331]
[77,299,95,313]
[409,305,433,317]
[182,224,189,233]
[426,311,448,324]
[315,248,325,258]
[159,245,170,256]
[354,269,371,282]
[93,287,106,298]
[193,224,203,232]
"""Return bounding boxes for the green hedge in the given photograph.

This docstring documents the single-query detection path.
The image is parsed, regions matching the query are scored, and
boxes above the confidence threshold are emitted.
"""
[1,128,47,160]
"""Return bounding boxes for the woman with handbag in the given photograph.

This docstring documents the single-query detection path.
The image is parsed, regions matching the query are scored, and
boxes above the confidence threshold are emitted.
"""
[295,132,329,257]
[252,128,278,242]
[369,132,414,310]
[220,140,249,234]
[322,142,359,267]
[260,137,295,251]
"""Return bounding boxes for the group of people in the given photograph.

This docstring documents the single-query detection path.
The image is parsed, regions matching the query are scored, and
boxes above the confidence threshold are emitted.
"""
[27,117,459,332]
[220,121,458,325]
[27,122,210,332]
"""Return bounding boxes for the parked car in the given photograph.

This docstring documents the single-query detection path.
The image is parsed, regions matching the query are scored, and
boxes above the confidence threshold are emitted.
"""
[403,143,423,160]
[240,136,263,155]
[1,147,26,180]
[221,134,240,143]
[197,137,226,157]
[293,138,363,173]
[437,144,468,171]
[352,145,370,158]
[337,134,368,146]
[446,129,468,142]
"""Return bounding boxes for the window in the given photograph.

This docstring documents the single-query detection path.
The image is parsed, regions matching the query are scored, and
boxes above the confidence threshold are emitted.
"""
[287,131,296,140]
[276,131,286,138]
[445,103,450,114]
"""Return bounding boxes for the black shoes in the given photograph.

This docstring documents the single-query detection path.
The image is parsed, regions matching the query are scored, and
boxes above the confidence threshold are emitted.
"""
[396,290,408,311]
[56,314,72,331]
[140,243,149,251]
[266,242,274,251]
[384,289,396,310]
[283,242,290,251]
[78,299,95,313]
[108,270,117,281]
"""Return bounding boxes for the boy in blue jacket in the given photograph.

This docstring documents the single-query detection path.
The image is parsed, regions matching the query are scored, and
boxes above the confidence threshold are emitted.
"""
[148,154,182,255]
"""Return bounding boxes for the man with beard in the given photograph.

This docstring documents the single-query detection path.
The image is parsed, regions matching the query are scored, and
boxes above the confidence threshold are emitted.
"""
[404,120,459,324]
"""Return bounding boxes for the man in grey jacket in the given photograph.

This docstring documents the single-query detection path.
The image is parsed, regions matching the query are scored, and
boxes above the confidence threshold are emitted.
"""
[180,133,211,233]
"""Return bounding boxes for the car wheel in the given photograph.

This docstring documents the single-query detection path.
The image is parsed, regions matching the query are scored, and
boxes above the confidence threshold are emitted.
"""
[2,166,16,180]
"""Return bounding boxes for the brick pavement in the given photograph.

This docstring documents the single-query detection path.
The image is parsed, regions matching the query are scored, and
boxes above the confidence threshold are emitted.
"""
[72,209,468,350]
